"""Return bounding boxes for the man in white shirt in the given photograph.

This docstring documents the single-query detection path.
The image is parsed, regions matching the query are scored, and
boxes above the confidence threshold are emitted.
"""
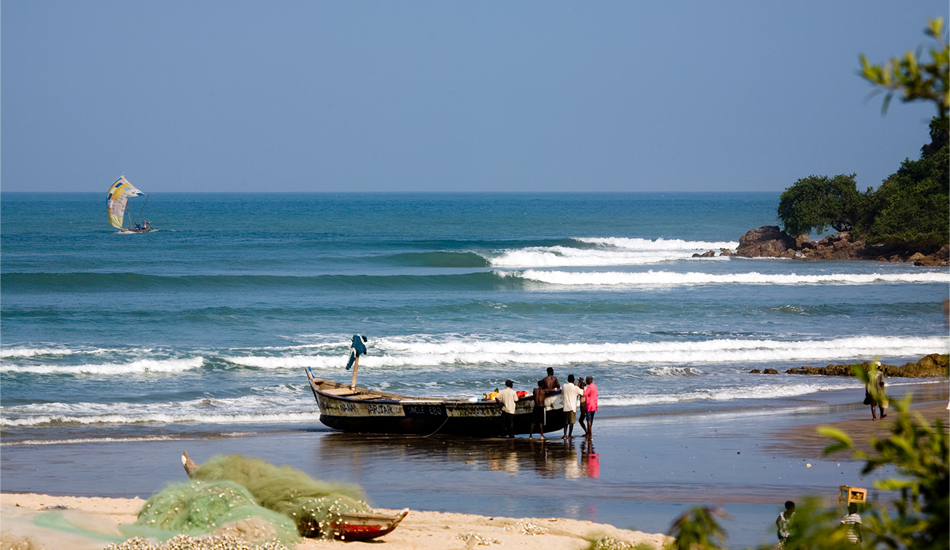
[561,374,584,439]
[495,379,518,438]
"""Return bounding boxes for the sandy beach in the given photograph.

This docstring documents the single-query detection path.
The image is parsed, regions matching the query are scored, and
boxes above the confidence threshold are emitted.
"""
[0,492,671,550]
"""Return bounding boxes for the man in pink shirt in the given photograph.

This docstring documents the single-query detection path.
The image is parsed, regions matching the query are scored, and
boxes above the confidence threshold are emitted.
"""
[583,376,598,437]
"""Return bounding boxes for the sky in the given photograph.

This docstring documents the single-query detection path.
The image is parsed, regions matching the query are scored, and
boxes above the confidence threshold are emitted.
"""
[2,1,947,193]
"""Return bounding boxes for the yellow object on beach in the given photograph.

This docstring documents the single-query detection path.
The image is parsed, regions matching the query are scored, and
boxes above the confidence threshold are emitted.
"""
[838,485,867,505]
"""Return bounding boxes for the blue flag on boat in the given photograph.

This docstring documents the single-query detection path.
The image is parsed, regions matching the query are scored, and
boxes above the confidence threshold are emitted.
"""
[346,334,368,370]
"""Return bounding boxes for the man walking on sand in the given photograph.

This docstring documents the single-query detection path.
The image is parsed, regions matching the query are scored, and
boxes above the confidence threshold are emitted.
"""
[529,380,547,439]
[582,376,598,437]
[495,379,518,438]
[561,374,583,439]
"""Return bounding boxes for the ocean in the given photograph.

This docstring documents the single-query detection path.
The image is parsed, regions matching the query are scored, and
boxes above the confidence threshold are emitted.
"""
[3,191,948,547]
[2,192,947,444]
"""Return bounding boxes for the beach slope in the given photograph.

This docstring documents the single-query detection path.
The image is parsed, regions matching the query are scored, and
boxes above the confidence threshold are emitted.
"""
[0,493,671,550]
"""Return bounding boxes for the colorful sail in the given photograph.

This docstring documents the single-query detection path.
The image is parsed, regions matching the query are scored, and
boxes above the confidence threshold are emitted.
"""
[107,175,145,229]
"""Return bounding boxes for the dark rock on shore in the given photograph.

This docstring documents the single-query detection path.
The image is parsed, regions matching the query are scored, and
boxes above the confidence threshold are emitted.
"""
[735,226,795,258]
[733,226,950,265]
[780,354,949,378]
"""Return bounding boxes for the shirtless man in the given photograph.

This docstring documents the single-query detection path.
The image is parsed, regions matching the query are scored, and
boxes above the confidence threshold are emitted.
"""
[540,367,560,392]
[529,380,547,439]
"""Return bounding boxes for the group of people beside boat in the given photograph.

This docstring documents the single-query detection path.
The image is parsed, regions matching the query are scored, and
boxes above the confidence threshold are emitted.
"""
[494,367,598,440]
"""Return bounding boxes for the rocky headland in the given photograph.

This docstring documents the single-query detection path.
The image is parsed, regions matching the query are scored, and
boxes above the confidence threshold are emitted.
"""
[750,353,949,378]
[730,225,949,266]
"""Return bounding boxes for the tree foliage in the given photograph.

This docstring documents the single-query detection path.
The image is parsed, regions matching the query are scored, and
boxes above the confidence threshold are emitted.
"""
[861,116,949,248]
[777,174,862,236]
[859,18,949,119]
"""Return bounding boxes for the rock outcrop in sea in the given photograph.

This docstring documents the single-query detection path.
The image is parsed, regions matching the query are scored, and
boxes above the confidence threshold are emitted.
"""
[733,225,950,266]
[749,353,949,378]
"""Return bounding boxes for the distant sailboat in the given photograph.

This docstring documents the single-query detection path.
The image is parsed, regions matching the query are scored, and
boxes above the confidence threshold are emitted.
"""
[107,175,152,232]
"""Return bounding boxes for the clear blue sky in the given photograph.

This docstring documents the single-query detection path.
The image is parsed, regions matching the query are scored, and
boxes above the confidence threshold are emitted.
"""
[2,1,946,193]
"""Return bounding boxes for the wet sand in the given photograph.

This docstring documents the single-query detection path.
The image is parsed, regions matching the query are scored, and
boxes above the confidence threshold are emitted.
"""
[2,382,946,549]
[771,400,949,457]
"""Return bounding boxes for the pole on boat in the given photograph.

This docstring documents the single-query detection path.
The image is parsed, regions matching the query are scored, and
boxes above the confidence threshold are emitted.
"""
[350,354,359,390]
[346,334,368,390]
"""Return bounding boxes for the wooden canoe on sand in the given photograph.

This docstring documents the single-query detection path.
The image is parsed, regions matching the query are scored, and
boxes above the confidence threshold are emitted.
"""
[306,367,566,437]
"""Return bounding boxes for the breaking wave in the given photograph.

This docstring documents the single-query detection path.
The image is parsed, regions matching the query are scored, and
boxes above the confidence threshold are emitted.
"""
[504,269,950,287]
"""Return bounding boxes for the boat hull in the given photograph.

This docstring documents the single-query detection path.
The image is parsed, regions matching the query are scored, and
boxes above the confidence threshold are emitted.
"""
[307,371,566,437]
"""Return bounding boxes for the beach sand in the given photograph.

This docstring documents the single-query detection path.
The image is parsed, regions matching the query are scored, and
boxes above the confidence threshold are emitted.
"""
[0,492,671,550]
[772,401,950,457]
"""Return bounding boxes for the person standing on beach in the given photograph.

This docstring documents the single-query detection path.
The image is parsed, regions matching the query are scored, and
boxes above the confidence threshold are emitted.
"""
[540,367,560,391]
[495,379,518,438]
[839,503,862,544]
[529,380,547,440]
[865,366,887,421]
[776,501,795,546]
[560,374,584,439]
[576,377,587,435]
[582,376,598,437]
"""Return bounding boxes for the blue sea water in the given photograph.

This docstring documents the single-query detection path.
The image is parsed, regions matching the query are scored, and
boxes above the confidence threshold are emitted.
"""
[2,192,948,445]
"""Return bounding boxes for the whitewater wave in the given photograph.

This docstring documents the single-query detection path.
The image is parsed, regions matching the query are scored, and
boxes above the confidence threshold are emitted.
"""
[4,335,945,376]
[600,381,863,406]
[229,335,948,370]
[0,411,321,428]
[488,237,736,267]
[0,357,205,375]
[0,385,320,427]
[504,269,950,287]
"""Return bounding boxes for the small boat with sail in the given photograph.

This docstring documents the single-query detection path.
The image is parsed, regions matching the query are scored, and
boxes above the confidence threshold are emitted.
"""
[107,175,152,232]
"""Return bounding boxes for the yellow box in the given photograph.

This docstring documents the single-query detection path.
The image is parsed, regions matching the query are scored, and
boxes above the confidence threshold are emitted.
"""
[838,485,867,505]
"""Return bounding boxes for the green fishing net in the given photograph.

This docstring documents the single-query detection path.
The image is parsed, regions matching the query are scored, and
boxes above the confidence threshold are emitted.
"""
[136,454,372,541]
[190,454,372,538]
[134,479,299,544]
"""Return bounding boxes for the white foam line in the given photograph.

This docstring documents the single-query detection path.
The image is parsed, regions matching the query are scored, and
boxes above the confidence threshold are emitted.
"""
[0,411,322,428]
[0,357,205,375]
[504,269,950,286]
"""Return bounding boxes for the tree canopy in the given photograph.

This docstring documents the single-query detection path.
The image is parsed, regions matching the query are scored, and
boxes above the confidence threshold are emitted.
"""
[777,174,862,236]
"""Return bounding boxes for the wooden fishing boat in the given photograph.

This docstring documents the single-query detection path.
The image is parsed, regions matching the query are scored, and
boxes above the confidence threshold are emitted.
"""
[332,509,409,541]
[306,367,566,437]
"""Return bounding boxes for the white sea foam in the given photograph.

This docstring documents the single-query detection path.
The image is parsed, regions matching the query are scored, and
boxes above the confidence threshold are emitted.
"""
[646,366,705,376]
[0,387,319,427]
[0,347,76,358]
[488,238,737,267]
[0,357,205,375]
[0,411,321,428]
[299,335,948,368]
[504,269,950,287]
[600,381,862,406]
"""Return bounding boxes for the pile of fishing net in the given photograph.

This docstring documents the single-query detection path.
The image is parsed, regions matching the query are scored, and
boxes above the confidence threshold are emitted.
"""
[130,454,372,544]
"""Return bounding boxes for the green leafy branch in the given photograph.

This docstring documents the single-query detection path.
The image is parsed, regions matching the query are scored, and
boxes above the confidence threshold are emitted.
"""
[859,18,950,119]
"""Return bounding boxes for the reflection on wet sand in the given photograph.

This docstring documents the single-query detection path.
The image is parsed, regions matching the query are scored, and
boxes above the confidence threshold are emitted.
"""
[319,433,602,479]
